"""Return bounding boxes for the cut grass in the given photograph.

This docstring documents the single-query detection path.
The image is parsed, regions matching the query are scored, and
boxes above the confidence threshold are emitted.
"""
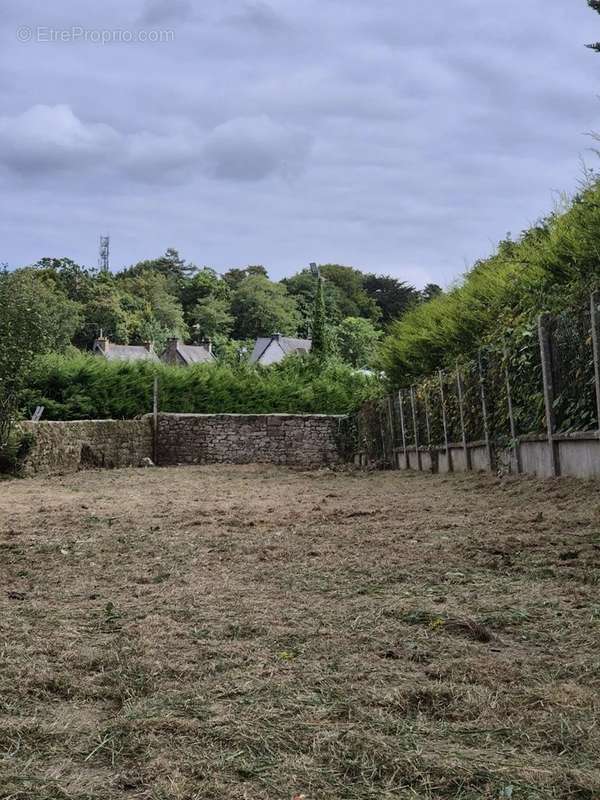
[1,466,600,798]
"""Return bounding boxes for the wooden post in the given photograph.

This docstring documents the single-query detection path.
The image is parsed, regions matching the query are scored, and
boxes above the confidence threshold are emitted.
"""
[409,385,422,470]
[478,349,494,472]
[503,344,521,474]
[455,363,471,470]
[152,376,159,465]
[537,313,560,477]
[590,292,600,434]
[398,390,408,469]
[438,369,453,472]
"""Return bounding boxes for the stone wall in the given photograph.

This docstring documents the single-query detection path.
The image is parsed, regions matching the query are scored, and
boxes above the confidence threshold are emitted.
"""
[19,419,153,476]
[156,413,346,467]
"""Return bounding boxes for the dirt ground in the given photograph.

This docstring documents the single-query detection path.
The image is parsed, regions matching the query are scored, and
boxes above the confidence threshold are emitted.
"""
[1,465,599,800]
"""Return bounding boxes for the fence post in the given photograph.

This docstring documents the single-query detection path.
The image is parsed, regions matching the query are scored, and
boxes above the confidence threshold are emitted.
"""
[398,390,408,469]
[478,349,494,472]
[537,313,560,477]
[590,292,600,434]
[455,363,471,470]
[152,376,159,465]
[503,344,521,474]
[410,385,422,470]
[424,391,432,447]
[387,396,397,469]
[438,369,453,472]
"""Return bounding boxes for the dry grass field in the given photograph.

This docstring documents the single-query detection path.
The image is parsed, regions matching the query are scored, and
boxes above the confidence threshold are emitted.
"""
[1,465,600,799]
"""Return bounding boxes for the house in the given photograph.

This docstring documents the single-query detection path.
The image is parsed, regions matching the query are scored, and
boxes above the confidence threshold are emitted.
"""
[93,336,159,362]
[160,338,215,366]
[250,333,312,366]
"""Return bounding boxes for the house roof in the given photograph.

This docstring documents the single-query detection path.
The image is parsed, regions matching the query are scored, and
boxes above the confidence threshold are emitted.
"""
[95,343,159,362]
[175,343,215,365]
[250,336,312,364]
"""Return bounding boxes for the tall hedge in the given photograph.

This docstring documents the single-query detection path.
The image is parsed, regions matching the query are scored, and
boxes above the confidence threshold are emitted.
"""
[20,352,380,420]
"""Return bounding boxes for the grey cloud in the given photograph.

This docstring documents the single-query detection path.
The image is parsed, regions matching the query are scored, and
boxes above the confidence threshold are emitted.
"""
[0,104,313,186]
[0,0,597,285]
[225,1,287,33]
[139,0,192,25]
[202,115,312,181]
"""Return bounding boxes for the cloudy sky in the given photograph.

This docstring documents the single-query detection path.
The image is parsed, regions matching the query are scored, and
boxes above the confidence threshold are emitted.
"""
[0,0,598,287]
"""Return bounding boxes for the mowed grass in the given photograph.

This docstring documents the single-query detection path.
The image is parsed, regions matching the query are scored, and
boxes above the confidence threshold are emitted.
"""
[1,465,600,799]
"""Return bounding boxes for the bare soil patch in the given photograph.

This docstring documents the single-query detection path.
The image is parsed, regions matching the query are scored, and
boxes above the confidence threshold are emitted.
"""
[1,466,600,799]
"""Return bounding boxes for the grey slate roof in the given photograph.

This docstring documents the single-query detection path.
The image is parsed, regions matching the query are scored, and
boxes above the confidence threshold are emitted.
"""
[94,342,159,362]
[173,343,215,365]
[250,336,312,364]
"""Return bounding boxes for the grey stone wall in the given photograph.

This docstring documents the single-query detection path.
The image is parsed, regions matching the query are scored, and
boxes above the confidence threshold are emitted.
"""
[19,419,153,476]
[156,413,346,467]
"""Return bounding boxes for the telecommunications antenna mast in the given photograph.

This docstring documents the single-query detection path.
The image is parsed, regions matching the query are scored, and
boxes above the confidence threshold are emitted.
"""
[99,235,110,272]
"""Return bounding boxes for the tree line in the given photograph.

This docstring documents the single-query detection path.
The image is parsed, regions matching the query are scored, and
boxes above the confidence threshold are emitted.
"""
[0,251,441,394]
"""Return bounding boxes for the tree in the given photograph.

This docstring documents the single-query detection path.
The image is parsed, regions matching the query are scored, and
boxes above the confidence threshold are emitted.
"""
[0,268,81,393]
[223,265,268,291]
[189,296,234,339]
[121,248,196,294]
[335,317,382,368]
[421,283,443,302]
[118,271,188,350]
[362,274,419,325]
[320,264,381,322]
[588,0,600,51]
[281,269,346,335]
[311,276,329,356]
[230,275,300,339]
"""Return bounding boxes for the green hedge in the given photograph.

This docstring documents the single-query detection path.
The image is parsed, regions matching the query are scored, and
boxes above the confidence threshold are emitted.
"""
[380,178,600,384]
[20,352,380,420]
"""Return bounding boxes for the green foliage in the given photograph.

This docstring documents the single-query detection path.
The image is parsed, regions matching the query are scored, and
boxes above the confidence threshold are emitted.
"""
[0,268,81,393]
[0,428,34,475]
[230,275,301,339]
[362,274,419,325]
[189,296,234,339]
[21,352,381,420]
[334,317,381,368]
[311,277,329,356]
[380,179,600,385]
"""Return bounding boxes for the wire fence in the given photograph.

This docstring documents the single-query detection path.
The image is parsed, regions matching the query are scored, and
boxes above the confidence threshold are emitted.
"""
[352,293,600,473]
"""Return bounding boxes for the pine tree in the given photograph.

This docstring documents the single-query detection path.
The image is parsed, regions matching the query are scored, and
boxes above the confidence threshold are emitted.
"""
[587,0,600,51]
[311,276,328,356]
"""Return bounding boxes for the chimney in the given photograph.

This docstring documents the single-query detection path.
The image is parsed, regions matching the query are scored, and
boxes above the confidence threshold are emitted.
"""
[272,332,282,342]
[143,341,153,352]
[94,336,109,354]
[201,338,213,354]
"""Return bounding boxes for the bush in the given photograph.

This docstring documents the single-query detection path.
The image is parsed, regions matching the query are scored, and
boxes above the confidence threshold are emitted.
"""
[20,352,381,420]
[0,429,34,475]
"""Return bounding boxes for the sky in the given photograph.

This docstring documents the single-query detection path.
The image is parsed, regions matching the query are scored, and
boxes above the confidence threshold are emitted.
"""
[0,0,598,288]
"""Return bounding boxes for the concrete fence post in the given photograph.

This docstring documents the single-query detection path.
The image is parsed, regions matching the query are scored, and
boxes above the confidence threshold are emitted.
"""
[387,396,397,468]
[398,390,408,469]
[455,363,471,470]
[410,385,422,470]
[478,349,494,472]
[590,292,600,434]
[503,344,522,474]
[438,369,453,472]
[152,376,159,465]
[424,390,432,447]
[537,313,560,477]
